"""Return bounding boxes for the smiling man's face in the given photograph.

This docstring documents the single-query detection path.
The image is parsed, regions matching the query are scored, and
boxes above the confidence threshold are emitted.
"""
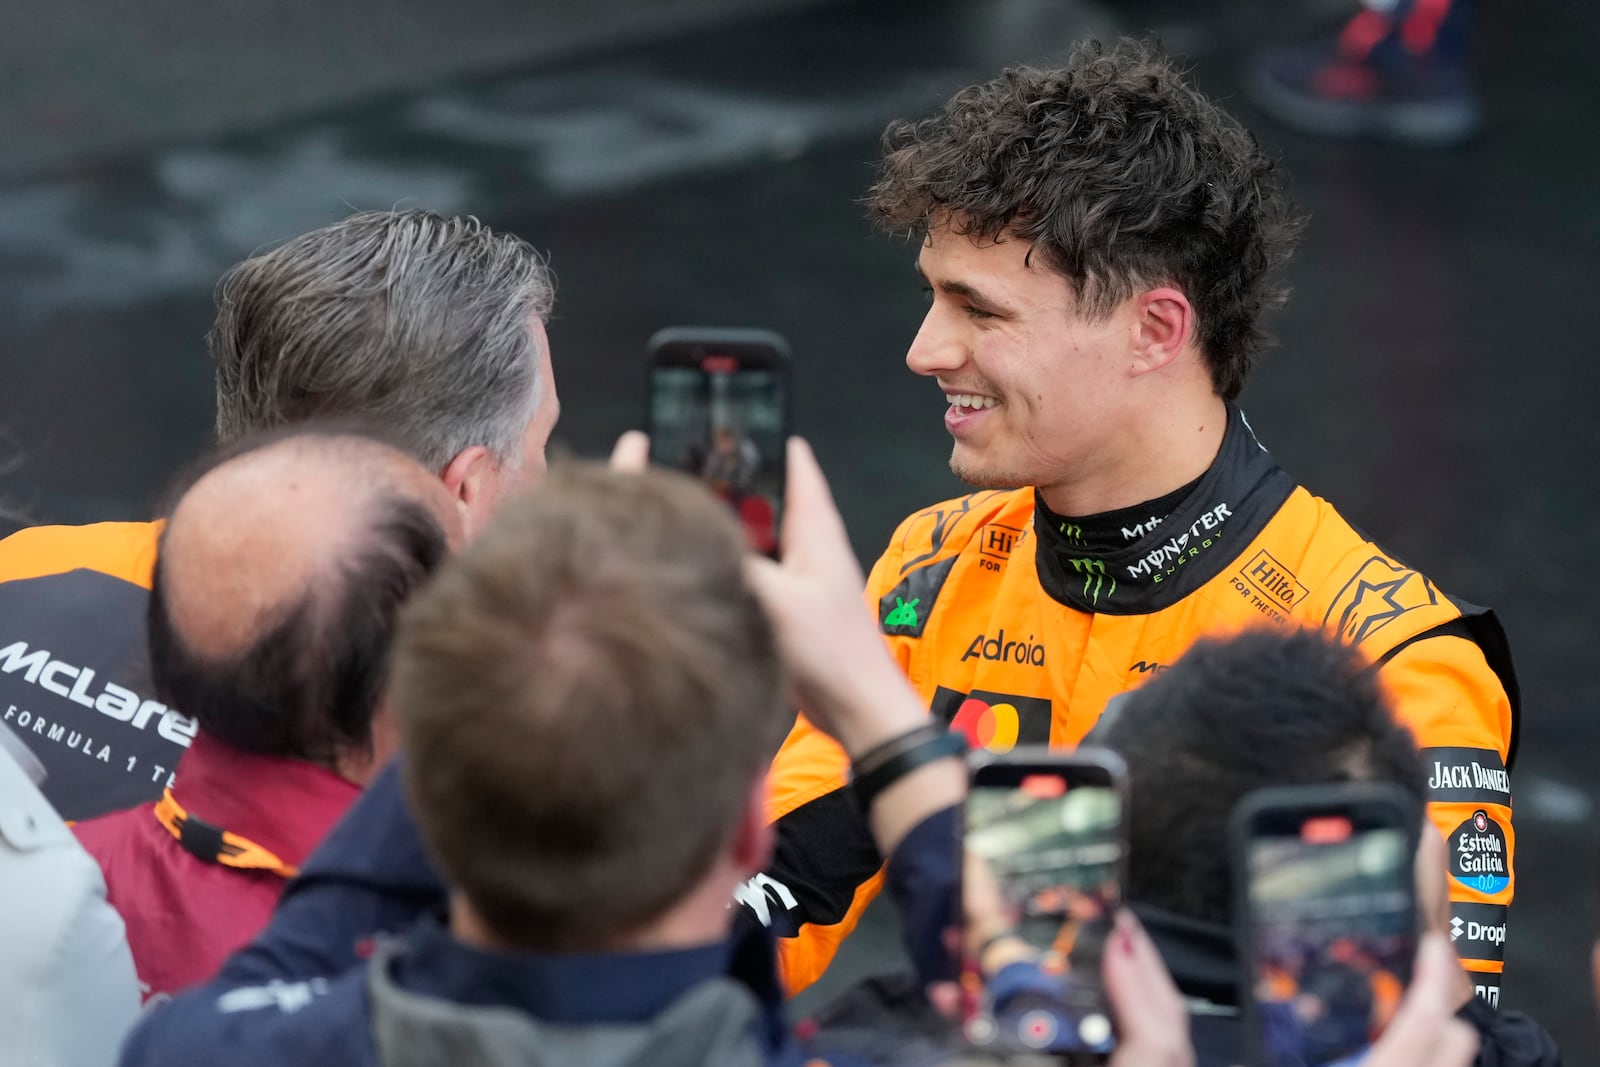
[906,222,1137,498]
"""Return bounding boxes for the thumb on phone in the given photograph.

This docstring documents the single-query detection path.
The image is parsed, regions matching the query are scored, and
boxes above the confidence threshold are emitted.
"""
[1105,910,1193,1067]
[1365,933,1478,1067]
[609,431,650,472]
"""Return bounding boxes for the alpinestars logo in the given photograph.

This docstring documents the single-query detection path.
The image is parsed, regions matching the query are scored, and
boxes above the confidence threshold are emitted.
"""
[1323,557,1439,645]
[1069,558,1115,605]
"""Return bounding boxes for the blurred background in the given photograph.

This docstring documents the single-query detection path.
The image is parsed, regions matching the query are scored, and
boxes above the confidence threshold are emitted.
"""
[1,0,1595,1051]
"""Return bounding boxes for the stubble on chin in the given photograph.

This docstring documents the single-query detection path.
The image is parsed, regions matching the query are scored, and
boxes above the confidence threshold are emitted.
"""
[949,454,1024,491]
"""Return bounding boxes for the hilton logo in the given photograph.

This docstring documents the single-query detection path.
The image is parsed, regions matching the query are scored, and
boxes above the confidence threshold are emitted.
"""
[1240,550,1308,609]
[979,523,1027,567]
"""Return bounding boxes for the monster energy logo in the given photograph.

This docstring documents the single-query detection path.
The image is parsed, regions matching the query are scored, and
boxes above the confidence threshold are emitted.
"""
[1059,522,1085,546]
[1069,558,1115,605]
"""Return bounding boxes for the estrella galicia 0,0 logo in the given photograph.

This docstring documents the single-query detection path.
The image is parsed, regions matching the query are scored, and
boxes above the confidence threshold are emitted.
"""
[1449,809,1509,895]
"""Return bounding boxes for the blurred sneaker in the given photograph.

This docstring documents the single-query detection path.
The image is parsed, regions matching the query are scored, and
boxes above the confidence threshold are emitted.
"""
[1246,8,1481,146]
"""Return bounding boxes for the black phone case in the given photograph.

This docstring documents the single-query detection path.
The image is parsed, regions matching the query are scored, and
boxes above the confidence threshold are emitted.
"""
[962,745,1130,1061]
[1230,782,1422,1067]
[642,326,791,557]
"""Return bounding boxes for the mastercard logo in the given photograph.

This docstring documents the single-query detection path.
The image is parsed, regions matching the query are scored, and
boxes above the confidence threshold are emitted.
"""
[932,687,1052,749]
[951,696,1021,753]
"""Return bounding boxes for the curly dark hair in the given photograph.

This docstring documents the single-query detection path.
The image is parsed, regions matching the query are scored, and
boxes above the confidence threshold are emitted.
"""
[1089,627,1425,926]
[868,38,1303,399]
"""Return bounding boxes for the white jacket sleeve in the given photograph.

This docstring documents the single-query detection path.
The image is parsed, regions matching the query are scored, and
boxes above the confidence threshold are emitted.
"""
[0,725,141,1067]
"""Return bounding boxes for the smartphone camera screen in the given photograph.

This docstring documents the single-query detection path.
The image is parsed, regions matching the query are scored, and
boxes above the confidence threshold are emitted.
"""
[963,773,1122,1057]
[1246,818,1414,1067]
[648,357,786,556]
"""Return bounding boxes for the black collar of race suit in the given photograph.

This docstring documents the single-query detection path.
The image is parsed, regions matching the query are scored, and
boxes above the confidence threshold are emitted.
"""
[1034,406,1296,615]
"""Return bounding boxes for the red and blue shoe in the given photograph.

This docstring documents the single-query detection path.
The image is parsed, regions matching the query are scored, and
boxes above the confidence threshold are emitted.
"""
[1246,2,1481,146]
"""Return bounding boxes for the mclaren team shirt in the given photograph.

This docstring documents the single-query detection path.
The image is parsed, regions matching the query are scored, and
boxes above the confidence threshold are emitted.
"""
[0,521,188,821]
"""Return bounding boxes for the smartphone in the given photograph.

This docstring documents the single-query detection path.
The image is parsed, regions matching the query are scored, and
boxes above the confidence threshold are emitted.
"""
[1233,784,1421,1067]
[645,327,790,558]
[962,747,1128,1059]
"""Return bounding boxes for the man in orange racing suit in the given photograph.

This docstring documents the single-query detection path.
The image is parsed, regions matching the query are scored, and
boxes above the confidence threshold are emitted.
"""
[759,40,1517,1007]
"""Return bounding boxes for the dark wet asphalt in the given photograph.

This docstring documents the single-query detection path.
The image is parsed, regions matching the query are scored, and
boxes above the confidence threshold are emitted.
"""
[1,0,1596,1051]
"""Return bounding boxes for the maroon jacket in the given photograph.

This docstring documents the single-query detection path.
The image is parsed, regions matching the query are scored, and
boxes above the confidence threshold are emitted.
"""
[73,730,359,1001]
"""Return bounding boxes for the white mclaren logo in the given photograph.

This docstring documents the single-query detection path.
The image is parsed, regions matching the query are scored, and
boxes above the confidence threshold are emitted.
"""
[0,639,194,746]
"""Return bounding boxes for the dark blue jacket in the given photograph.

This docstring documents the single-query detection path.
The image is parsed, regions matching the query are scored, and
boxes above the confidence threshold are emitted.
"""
[117,762,960,1067]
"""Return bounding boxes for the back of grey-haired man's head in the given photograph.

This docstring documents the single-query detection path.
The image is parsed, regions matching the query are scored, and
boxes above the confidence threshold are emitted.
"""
[209,210,555,472]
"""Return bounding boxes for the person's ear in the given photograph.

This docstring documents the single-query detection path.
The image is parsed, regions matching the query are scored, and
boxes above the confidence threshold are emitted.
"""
[731,775,776,875]
[439,446,499,540]
[335,701,399,787]
[1128,287,1194,377]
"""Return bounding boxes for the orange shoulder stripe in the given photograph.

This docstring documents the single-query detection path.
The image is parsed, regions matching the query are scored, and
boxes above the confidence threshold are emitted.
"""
[0,520,163,589]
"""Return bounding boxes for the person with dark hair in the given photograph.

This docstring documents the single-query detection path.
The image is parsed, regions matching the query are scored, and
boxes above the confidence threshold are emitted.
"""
[70,429,457,1001]
[761,38,1518,1006]
[0,209,558,823]
[1088,627,1557,1067]
[1095,628,1424,929]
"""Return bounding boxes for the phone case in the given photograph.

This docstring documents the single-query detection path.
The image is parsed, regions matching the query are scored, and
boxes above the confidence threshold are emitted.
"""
[1231,782,1422,1067]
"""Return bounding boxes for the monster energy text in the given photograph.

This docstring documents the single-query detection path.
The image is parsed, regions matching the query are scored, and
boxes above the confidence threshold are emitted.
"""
[1125,503,1232,580]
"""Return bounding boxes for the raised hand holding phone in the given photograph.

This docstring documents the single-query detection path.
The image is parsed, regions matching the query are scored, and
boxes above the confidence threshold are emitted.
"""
[961,748,1129,1060]
[742,437,922,755]
[743,437,962,861]
[1364,935,1478,1067]
[644,327,789,558]
[1103,910,1194,1067]
[1234,784,1422,1067]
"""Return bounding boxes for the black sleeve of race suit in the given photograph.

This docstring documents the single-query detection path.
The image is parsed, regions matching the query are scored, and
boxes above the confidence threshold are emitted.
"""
[1457,995,1564,1067]
[732,786,883,941]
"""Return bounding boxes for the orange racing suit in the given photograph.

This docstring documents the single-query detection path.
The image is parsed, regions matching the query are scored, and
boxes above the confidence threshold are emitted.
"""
[760,407,1518,1006]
